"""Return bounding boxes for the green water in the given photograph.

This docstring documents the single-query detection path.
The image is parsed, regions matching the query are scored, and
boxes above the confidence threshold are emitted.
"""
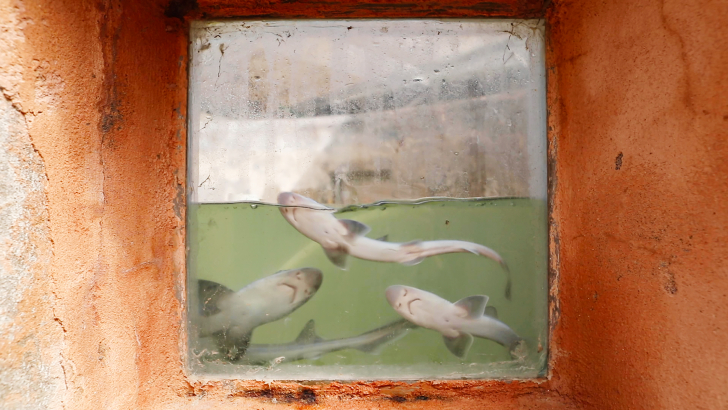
[187,198,548,380]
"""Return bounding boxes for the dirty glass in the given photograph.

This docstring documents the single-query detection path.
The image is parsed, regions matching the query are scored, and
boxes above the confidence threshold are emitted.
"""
[187,20,547,380]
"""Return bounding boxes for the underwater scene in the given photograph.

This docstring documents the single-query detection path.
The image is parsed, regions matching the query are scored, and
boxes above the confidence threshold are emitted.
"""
[187,197,547,380]
[187,19,547,380]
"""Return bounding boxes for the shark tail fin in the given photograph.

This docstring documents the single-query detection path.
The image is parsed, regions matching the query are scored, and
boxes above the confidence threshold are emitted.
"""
[355,320,417,355]
[471,244,512,300]
[443,333,474,358]
[500,260,512,300]
[295,320,324,344]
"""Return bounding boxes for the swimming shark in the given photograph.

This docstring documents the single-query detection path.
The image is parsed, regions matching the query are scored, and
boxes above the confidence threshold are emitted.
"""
[197,268,323,359]
[238,318,416,365]
[277,192,511,298]
[385,285,521,358]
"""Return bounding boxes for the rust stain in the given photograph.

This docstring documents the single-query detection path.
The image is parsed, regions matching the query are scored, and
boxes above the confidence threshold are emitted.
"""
[192,0,544,19]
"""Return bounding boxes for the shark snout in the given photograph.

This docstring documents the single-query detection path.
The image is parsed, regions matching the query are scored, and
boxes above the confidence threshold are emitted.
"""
[277,192,297,206]
[277,191,332,211]
[296,267,323,291]
[385,285,408,307]
[278,268,323,304]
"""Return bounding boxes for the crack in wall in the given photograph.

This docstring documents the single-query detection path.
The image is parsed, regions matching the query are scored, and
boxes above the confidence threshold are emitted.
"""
[659,0,695,116]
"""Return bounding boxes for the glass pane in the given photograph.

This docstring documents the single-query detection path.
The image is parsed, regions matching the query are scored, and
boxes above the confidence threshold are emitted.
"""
[188,19,547,380]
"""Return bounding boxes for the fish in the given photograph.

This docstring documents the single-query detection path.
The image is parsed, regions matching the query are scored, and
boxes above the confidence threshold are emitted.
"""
[238,318,416,365]
[385,285,521,358]
[197,268,323,359]
[277,191,511,299]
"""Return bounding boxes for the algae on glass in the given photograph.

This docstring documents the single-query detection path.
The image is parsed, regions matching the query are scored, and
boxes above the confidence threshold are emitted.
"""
[187,19,547,380]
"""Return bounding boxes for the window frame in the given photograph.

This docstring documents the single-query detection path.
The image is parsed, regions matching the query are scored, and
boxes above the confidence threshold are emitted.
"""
[181,0,558,404]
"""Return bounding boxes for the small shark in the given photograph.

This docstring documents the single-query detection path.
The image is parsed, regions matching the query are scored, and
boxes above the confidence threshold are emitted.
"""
[277,192,511,298]
[238,319,416,365]
[197,268,323,359]
[385,285,521,358]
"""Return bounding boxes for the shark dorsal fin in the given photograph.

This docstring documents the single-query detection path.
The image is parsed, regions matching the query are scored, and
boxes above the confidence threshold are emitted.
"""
[485,306,498,319]
[295,320,321,344]
[443,333,474,358]
[339,219,371,238]
[454,295,489,319]
[376,234,389,242]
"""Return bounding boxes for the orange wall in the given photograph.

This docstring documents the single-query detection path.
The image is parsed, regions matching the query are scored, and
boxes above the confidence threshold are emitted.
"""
[548,0,728,408]
[0,0,725,409]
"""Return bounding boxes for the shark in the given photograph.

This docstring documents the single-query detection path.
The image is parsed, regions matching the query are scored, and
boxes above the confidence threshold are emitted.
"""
[277,191,511,299]
[385,285,521,358]
[197,268,323,359]
[237,318,416,365]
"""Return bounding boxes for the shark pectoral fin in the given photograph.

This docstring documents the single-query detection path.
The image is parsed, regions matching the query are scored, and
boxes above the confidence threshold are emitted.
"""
[400,240,424,265]
[198,279,234,316]
[323,247,349,270]
[485,306,499,319]
[213,330,251,361]
[356,340,388,355]
[295,320,322,344]
[356,338,389,355]
[443,333,474,358]
[454,295,489,319]
[401,257,425,266]
[339,219,372,238]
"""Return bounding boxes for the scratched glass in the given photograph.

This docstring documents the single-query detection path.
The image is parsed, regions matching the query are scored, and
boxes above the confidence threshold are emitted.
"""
[188,20,547,380]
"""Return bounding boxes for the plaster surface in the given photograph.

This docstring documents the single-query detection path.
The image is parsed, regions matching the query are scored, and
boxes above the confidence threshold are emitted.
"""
[548,0,728,407]
[0,0,724,409]
[0,2,63,408]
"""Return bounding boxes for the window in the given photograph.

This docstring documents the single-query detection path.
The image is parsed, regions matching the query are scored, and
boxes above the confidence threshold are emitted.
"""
[187,19,546,380]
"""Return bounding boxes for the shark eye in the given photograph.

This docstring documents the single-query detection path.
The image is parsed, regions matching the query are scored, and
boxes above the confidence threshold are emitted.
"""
[396,303,402,308]
[296,271,302,280]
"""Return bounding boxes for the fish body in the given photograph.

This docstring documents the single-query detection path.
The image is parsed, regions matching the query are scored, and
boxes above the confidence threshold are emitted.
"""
[385,285,521,358]
[277,192,511,298]
[239,319,416,365]
[198,268,323,357]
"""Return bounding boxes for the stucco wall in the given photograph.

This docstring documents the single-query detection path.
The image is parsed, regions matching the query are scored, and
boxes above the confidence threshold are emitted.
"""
[548,0,728,408]
[0,0,725,409]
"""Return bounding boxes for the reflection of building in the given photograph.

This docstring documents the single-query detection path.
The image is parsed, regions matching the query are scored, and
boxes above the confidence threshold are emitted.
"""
[296,90,532,205]
[192,21,543,205]
[197,86,531,205]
